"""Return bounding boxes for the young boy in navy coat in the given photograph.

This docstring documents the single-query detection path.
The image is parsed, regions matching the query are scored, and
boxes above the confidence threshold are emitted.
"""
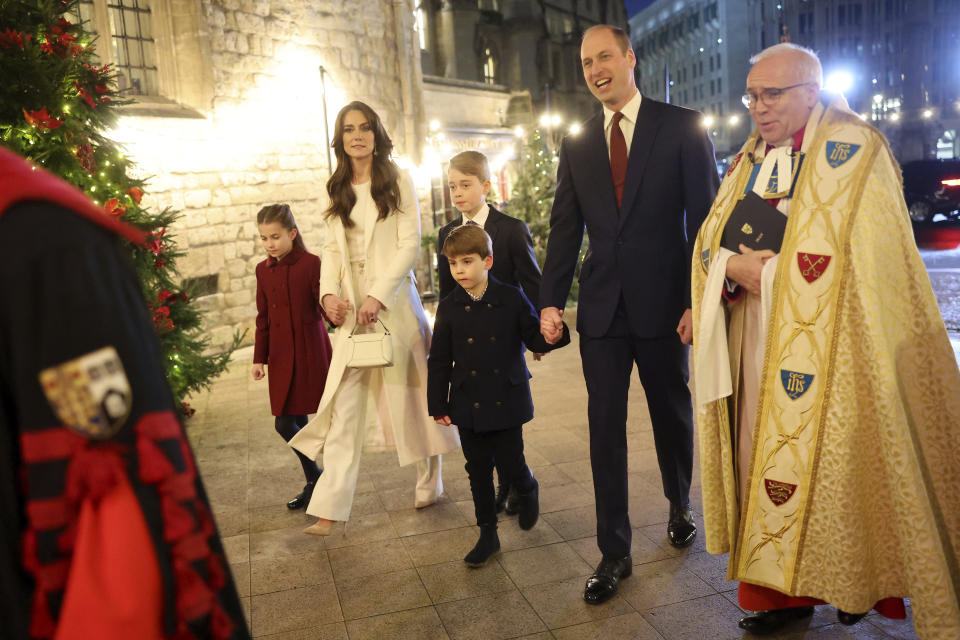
[438,150,543,514]
[428,225,570,566]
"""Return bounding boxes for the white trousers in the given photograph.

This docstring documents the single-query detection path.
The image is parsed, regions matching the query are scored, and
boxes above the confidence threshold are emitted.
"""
[305,365,443,521]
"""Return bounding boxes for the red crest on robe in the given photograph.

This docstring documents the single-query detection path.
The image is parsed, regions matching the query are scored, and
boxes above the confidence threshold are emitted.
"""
[797,252,832,283]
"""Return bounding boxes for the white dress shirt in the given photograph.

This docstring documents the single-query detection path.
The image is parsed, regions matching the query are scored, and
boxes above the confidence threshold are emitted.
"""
[460,202,490,227]
[602,90,643,158]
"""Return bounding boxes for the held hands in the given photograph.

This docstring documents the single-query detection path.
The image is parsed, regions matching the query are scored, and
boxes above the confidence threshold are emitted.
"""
[433,415,452,426]
[357,296,385,325]
[725,244,777,295]
[251,363,265,381]
[676,308,693,345]
[322,294,352,326]
[540,306,564,344]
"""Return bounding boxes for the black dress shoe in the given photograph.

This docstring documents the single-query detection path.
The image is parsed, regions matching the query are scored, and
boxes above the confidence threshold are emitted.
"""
[837,610,867,625]
[495,483,509,513]
[583,555,632,604]
[286,482,315,510]
[464,525,500,567]
[738,606,814,635]
[667,502,696,548]
[504,486,521,515]
[516,479,539,530]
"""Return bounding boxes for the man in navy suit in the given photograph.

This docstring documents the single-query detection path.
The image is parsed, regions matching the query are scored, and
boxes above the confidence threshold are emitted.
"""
[539,25,720,604]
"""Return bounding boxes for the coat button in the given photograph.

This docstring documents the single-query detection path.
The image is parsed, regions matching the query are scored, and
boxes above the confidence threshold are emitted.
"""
[487,303,493,308]
[467,337,474,344]
[465,305,471,312]
[473,402,480,409]
[471,370,477,376]
[496,401,502,407]
[489,336,496,342]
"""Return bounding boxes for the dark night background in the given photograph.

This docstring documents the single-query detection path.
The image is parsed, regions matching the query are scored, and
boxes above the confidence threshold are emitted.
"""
[624,0,657,18]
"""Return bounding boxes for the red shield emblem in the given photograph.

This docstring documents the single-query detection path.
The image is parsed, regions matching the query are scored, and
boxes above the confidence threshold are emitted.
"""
[797,252,831,283]
[764,478,798,506]
[727,152,743,176]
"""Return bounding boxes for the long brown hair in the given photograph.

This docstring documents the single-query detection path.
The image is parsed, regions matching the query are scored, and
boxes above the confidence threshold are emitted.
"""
[325,101,401,228]
[256,204,306,251]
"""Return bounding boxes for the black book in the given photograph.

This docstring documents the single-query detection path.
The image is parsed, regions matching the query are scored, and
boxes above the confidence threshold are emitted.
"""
[720,191,787,253]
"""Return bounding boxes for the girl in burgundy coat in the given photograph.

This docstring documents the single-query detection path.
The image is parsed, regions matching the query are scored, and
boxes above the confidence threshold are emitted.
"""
[253,204,334,509]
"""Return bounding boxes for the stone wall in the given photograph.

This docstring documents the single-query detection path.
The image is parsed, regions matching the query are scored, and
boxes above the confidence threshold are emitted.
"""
[114,0,427,352]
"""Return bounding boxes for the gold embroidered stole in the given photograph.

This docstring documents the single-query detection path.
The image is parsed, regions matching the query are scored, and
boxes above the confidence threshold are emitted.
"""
[736,110,878,592]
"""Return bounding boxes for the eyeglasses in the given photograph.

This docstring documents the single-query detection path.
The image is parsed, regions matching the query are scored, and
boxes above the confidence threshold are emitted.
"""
[741,82,812,109]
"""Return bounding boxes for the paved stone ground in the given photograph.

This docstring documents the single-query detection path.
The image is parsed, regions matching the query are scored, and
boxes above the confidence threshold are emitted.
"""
[187,312,927,640]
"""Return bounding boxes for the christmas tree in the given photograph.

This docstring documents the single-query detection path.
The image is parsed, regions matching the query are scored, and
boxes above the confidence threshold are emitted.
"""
[502,127,587,302]
[0,0,240,416]
[502,127,557,266]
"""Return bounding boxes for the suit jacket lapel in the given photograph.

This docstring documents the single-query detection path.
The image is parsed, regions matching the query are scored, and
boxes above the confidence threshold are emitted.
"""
[618,99,662,228]
[484,207,501,246]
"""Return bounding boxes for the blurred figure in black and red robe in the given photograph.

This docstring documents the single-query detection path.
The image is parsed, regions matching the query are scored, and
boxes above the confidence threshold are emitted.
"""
[0,146,250,640]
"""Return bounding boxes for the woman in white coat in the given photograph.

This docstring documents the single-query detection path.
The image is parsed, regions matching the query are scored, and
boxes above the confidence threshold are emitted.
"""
[291,101,460,535]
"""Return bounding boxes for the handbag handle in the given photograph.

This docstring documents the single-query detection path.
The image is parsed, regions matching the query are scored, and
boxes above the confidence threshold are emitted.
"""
[349,317,391,337]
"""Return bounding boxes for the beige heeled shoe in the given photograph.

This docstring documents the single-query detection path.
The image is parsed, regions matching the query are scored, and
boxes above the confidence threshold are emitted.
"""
[303,518,335,536]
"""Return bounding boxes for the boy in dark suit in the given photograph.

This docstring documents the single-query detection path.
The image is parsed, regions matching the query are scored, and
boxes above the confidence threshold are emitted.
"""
[428,225,569,566]
[438,150,543,514]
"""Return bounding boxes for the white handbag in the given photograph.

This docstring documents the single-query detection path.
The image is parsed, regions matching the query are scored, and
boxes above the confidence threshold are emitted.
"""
[345,318,394,368]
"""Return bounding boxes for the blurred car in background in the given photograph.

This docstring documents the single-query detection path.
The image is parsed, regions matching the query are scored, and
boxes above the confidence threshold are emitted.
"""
[903,159,960,249]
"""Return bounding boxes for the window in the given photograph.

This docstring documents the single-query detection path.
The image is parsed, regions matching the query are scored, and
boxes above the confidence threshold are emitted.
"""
[709,56,714,72]
[716,52,721,68]
[851,3,862,26]
[69,0,212,112]
[838,5,846,27]
[717,77,722,93]
[76,0,157,95]
[482,47,497,84]
[710,79,715,96]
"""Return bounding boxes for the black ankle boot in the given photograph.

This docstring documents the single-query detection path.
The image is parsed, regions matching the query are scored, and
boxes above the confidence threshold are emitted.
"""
[287,481,315,510]
[516,478,539,530]
[464,525,500,567]
[495,483,509,513]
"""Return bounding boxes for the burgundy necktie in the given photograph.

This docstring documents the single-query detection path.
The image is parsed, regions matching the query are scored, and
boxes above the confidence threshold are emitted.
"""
[610,111,627,209]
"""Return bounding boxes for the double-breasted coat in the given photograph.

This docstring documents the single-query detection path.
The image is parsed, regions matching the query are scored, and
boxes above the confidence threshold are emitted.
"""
[254,246,333,416]
[427,276,570,433]
[290,172,460,466]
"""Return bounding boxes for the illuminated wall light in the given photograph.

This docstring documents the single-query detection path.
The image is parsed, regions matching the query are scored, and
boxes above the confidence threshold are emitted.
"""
[922,109,933,118]
[569,123,582,135]
[539,113,551,127]
[551,114,562,126]
[890,113,900,121]
[514,125,525,138]
[702,115,714,127]
[429,119,441,131]
[728,115,739,125]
